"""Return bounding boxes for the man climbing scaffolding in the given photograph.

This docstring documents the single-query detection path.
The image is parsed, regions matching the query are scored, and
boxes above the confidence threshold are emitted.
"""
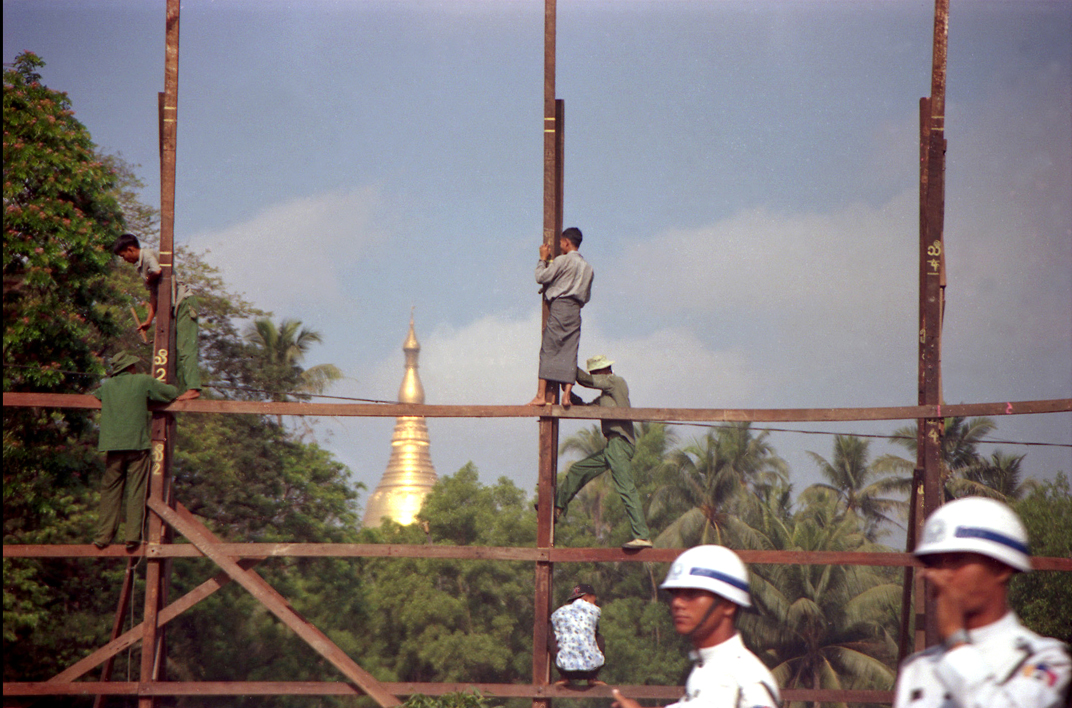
[112,233,201,400]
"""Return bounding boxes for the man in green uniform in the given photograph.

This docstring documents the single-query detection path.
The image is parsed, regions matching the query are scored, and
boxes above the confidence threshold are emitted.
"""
[556,355,653,550]
[112,233,201,399]
[91,352,179,550]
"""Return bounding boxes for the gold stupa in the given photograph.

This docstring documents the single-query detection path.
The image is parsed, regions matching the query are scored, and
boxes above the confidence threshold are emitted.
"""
[362,315,438,527]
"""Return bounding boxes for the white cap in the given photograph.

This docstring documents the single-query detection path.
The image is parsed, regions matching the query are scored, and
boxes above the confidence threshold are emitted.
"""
[915,496,1031,572]
[585,354,614,371]
[660,545,751,607]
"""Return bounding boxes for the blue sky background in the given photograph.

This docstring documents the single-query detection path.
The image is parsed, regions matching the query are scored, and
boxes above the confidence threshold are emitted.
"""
[6,0,1070,522]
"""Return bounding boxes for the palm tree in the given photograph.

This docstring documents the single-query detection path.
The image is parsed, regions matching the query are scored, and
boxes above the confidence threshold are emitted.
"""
[244,318,342,398]
[244,318,342,425]
[806,435,909,540]
[953,450,1037,502]
[879,416,998,501]
[651,423,787,548]
[742,490,900,707]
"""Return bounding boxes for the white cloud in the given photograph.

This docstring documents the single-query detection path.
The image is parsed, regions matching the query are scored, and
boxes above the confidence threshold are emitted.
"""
[186,186,387,316]
[610,190,918,330]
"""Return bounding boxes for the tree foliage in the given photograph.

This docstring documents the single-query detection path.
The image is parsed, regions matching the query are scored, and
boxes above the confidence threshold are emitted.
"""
[3,53,132,671]
[652,423,787,548]
[3,51,125,392]
[806,434,909,541]
[1009,473,1072,643]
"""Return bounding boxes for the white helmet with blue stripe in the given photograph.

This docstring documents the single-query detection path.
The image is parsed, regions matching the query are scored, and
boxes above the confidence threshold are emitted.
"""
[915,496,1031,572]
[660,545,751,607]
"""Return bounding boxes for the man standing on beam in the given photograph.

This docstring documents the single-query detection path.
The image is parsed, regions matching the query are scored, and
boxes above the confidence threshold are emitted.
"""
[529,226,592,408]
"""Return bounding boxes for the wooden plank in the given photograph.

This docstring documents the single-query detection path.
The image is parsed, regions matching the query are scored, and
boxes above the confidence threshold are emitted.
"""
[7,543,1070,570]
[147,498,400,707]
[5,391,1070,422]
[2,681,894,703]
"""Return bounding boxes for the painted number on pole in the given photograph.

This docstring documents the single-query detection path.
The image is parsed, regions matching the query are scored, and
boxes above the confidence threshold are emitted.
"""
[153,348,168,381]
[152,442,165,477]
[926,241,942,277]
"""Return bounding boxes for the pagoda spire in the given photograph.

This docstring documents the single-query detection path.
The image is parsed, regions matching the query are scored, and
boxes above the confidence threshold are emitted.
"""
[362,313,438,528]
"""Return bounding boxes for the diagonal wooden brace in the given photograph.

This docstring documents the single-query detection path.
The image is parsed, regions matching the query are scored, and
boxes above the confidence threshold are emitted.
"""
[48,557,263,685]
[147,498,400,707]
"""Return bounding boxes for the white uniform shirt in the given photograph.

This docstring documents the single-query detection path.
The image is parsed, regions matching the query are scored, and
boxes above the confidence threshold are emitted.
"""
[666,633,781,708]
[551,599,604,672]
[893,612,1070,708]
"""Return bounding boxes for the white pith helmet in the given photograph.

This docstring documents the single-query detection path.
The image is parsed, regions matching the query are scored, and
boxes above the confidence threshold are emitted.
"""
[914,496,1032,572]
[660,545,752,607]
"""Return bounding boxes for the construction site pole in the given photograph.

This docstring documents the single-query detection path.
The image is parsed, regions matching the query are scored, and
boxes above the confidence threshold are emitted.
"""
[139,1,181,705]
[533,2,561,707]
[913,0,949,652]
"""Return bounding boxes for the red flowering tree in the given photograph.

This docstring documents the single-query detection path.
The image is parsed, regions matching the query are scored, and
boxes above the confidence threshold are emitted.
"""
[3,50,125,392]
[3,52,129,666]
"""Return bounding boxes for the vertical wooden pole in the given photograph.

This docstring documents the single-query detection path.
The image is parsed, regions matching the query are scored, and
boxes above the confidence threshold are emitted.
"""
[915,0,948,650]
[533,3,558,708]
[140,1,180,705]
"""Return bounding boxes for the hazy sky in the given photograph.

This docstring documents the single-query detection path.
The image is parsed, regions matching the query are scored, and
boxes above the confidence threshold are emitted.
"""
[5,0,1070,515]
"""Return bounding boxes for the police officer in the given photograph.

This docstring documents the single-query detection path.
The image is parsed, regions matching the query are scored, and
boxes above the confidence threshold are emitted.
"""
[894,496,1070,707]
[612,545,781,708]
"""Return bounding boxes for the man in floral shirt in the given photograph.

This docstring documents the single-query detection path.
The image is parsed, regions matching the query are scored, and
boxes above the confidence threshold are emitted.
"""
[551,583,606,686]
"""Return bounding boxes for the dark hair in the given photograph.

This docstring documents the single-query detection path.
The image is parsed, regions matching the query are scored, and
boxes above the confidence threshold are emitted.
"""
[111,233,140,255]
[562,227,583,248]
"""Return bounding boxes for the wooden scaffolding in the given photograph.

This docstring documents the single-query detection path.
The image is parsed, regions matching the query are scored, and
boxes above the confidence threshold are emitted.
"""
[3,0,1070,706]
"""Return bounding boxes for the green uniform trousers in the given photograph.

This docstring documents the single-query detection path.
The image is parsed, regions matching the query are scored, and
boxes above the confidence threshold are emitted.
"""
[175,296,201,393]
[95,449,150,546]
[556,435,651,541]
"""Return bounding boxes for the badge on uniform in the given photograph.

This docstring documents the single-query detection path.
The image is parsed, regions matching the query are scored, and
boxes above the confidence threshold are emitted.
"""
[1022,662,1059,687]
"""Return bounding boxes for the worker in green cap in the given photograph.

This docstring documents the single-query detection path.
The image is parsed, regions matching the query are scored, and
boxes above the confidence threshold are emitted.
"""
[91,351,179,550]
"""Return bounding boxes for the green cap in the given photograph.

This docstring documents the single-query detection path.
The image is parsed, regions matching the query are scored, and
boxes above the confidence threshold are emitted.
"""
[109,351,141,374]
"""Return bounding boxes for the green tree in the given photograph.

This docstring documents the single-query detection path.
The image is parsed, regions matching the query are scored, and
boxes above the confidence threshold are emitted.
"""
[806,435,909,541]
[3,51,126,393]
[244,317,343,400]
[652,423,787,548]
[3,52,131,678]
[882,417,997,501]
[1009,473,1072,643]
[955,450,1038,502]
[744,490,900,706]
[353,465,536,683]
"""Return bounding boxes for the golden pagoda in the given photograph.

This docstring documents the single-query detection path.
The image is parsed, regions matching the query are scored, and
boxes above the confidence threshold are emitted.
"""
[362,315,438,528]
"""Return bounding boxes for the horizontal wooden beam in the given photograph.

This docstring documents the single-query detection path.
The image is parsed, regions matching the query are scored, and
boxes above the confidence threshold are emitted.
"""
[4,392,1070,423]
[2,681,892,703]
[5,543,1070,571]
